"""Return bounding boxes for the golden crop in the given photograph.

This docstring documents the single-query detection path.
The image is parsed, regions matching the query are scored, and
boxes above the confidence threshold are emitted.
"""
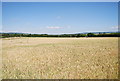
[2,37,118,79]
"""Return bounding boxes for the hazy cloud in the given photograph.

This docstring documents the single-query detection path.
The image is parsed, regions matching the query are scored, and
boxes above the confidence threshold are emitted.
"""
[46,26,62,29]
[56,16,61,19]
[1,30,19,33]
[67,26,71,28]
[111,26,119,29]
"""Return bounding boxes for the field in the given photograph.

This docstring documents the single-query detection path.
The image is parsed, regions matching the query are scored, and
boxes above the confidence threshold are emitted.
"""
[2,37,118,79]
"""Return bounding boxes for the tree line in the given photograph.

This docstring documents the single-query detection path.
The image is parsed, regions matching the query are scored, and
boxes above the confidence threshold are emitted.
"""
[0,32,120,38]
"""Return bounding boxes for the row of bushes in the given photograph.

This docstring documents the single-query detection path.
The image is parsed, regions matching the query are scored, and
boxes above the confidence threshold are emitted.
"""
[1,32,120,38]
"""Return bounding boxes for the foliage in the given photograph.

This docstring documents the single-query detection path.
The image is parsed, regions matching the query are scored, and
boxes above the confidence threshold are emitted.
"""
[1,32,120,38]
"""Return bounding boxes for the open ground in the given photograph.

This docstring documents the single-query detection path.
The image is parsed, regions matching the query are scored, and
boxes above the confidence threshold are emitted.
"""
[2,37,118,79]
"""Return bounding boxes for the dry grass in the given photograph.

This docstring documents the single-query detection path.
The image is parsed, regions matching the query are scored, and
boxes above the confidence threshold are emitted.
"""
[0,39,2,80]
[2,37,118,79]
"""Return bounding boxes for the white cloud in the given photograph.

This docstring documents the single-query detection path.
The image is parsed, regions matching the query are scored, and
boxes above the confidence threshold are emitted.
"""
[111,26,118,29]
[46,26,62,29]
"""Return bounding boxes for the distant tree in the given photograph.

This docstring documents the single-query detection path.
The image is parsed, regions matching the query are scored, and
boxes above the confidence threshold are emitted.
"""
[1,32,120,38]
[87,33,95,37]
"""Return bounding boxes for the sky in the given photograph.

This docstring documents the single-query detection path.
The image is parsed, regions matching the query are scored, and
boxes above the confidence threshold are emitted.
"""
[2,0,120,2]
[0,2,1,31]
[2,2,118,34]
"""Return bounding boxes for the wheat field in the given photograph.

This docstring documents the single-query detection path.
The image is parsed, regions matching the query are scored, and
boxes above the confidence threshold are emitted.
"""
[2,37,118,79]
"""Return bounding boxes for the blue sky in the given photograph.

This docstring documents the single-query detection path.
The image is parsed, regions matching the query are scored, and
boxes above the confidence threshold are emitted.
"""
[0,2,1,31]
[2,2,118,34]
[2,0,120,2]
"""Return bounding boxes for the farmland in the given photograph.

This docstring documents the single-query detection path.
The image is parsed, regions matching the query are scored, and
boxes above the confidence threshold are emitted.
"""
[2,37,118,79]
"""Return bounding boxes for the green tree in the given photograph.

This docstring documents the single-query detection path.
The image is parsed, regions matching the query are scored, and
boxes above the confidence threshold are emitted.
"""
[87,33,95,37]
